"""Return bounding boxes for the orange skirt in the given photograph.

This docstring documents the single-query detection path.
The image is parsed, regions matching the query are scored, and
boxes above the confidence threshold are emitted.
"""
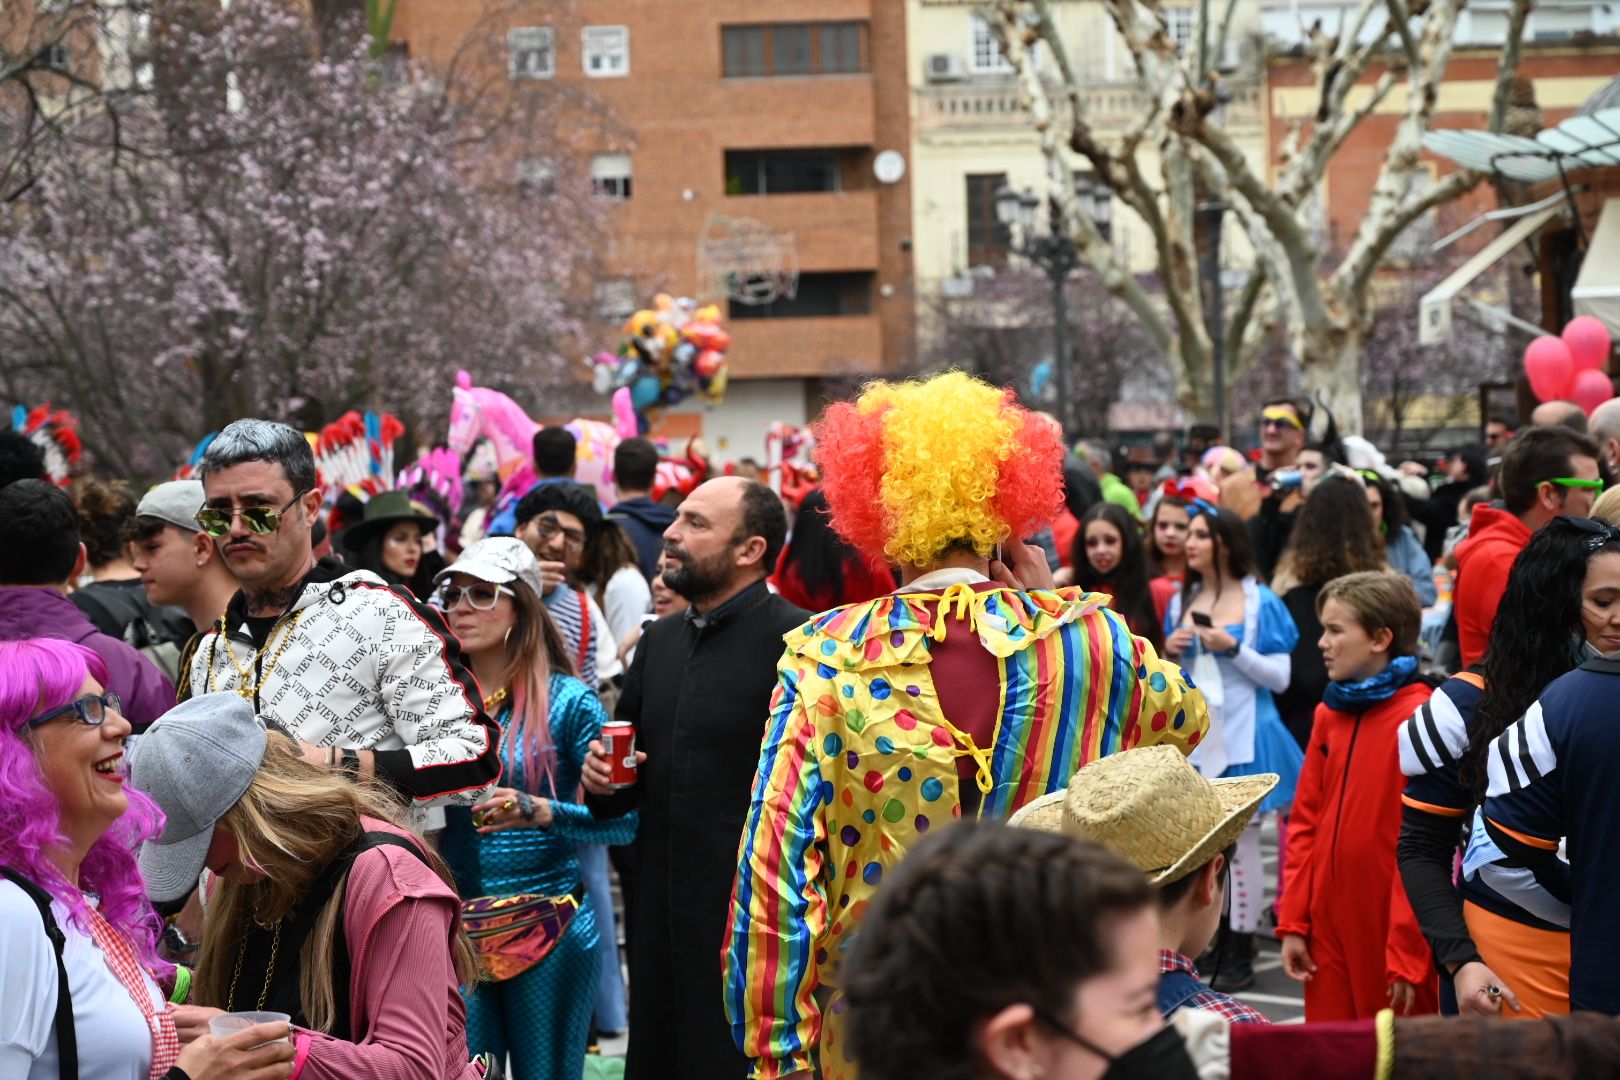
[1462,900,1571,1019]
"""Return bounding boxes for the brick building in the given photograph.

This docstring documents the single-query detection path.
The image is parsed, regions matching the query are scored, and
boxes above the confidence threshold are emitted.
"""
[388,0,914,459]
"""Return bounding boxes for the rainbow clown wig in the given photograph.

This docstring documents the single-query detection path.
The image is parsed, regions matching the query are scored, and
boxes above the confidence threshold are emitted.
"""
[814,371,1064,569]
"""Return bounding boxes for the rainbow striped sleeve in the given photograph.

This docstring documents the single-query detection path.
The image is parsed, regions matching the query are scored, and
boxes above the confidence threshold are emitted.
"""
[723,656,828,1079]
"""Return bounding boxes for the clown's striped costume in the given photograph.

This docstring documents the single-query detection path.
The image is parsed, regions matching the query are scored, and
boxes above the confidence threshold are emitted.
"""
[722,577,1208,1079]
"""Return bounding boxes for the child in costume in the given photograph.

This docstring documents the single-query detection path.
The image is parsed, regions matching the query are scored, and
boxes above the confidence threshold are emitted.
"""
[721,372,1210,1080]
[1279,571,1438,1020]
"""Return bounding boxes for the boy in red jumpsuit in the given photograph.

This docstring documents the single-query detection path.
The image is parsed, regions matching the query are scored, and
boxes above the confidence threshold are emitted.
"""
[1278,570,1439,1020]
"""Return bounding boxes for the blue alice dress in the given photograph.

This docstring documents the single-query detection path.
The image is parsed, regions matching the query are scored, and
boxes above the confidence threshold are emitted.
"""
[441,674,638,1080]
[1165,575,1304,812]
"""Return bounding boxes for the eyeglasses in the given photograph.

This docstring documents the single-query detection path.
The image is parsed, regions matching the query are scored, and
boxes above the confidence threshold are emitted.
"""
[27,692,124,729]
[437,583,514,611]
[1548,477,1605,492]
[196,491,310,538]
[533,514,586,552]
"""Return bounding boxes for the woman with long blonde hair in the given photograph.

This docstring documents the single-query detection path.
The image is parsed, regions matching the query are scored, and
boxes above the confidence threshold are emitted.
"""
[128,693,489,1079]
[434,538,637,1080]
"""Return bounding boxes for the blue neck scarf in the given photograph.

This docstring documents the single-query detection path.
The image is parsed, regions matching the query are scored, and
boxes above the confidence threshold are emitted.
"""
[1322,654,1419,714]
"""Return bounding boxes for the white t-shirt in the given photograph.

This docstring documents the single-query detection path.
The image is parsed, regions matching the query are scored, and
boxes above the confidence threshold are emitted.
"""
[596,566,652,649]
[0,881,162,1080]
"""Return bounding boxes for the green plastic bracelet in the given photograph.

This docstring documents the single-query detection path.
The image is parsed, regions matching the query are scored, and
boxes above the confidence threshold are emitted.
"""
[169,963,192,1005]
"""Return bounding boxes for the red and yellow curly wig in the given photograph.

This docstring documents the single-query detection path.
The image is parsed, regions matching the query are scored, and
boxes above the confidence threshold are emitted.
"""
[814,371,1065,568]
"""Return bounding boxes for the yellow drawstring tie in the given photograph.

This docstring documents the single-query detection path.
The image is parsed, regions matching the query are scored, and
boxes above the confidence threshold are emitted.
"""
[930,582,979,642]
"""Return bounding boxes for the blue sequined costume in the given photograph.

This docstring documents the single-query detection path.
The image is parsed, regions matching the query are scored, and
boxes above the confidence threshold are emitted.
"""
[442,674,637,1080]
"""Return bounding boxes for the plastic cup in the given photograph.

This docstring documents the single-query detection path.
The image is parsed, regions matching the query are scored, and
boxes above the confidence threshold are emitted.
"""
[210,1010,292,1045]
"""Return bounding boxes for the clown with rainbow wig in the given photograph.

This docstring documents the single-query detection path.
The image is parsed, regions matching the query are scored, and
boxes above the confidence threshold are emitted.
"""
[721,371,1210,1080]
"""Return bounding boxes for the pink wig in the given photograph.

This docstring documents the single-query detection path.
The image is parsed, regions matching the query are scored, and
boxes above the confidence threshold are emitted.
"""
[0,639,171,976]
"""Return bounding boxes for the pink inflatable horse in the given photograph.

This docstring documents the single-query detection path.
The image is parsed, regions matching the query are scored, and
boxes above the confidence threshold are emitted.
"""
[447,371,623,511]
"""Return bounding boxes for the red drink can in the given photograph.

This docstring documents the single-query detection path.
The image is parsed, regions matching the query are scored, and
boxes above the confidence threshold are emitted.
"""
[601,721,638,789]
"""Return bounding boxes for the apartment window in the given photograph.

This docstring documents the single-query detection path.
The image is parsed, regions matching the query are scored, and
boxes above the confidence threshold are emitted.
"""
[516,156,556,196]
[730,272,873,319]
[508,27,554,80]
[725,150,840,196]
[1389,171,1435,260]
[966,173,1013,267]
[590,153,633,200]
[820,23,863,74]
[969,15,1013,74]
[1164,7,1194,56]
[583,25,629,77]
[43,43,71,71]
[722,22,869,77]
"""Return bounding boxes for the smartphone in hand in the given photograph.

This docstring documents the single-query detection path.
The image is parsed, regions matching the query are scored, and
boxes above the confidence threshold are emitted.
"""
[1190,611,1214,628]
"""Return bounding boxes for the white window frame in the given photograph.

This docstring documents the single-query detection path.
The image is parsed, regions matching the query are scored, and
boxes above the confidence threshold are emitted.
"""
[968,15,1013,74]
[507,27,555,81]
[590,153,633,200]
[1164,7,1195,57]
[582,25,629,78]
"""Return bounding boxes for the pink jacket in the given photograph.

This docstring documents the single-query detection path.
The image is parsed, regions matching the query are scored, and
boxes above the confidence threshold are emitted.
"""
[289,818,479,1080]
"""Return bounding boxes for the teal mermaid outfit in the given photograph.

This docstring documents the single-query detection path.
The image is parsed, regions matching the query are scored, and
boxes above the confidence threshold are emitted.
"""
[442,674,637,1080]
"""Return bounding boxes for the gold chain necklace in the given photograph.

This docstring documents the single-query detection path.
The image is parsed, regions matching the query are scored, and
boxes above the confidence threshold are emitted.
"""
[209,610,304,700]
[483,686,511,714]
[226,918,283,1012]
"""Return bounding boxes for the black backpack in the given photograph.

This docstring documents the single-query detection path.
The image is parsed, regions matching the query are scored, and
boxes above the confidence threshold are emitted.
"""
[1,868,77,1079]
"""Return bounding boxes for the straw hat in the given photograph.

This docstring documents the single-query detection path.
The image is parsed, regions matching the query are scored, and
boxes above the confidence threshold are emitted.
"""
[1008,746,1278,886]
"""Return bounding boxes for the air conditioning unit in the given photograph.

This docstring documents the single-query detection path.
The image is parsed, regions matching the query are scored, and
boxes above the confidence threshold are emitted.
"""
[925,52,968,83]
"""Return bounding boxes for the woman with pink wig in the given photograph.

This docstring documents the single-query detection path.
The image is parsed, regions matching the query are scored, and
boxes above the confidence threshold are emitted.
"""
[0,638,293,1079]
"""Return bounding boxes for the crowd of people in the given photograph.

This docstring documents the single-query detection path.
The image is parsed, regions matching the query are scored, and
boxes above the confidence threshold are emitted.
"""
[5,372,1620,1080]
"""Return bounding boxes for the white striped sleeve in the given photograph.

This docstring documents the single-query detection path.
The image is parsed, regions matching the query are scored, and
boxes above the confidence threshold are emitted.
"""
[1399,688,1470,777]
[1485,701,1559,798]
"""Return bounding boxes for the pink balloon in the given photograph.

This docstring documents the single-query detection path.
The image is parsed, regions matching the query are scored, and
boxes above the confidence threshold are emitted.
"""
[1525,336,1576,402]
[1563,315,1614,372]
[1571,368,1614,416]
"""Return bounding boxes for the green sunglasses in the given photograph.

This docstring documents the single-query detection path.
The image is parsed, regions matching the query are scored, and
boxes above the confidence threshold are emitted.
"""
[1547,477,1605,492]
[195,491,311,538]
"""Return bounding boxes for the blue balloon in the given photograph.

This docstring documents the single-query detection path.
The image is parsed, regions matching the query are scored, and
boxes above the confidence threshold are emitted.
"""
[630,374,662,410]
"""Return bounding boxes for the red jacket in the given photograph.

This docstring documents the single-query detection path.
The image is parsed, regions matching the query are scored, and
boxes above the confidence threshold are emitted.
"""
[1452,504,1532,668]
[1277,681,1435,1001]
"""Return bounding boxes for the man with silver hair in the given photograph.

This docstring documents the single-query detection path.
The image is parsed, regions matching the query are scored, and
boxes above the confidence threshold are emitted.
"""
[183,418,501,807]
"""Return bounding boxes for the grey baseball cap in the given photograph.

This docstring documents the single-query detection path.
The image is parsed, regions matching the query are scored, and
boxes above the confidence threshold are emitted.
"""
[128,693,266,903]
[434,537,544,600]
[136,479,205,533]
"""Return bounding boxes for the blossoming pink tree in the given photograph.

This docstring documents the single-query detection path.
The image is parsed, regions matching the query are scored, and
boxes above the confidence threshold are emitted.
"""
[0,0,606,478]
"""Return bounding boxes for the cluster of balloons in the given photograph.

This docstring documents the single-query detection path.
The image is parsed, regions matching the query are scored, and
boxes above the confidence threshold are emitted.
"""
[590,293,731,427]
[1524,316,1615,414]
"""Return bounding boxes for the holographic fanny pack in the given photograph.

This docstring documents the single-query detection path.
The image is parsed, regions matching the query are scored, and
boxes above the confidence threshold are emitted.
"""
[460,885,583,982]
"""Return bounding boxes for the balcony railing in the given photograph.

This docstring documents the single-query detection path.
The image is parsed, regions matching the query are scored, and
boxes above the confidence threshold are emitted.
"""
[915,77,1262,133]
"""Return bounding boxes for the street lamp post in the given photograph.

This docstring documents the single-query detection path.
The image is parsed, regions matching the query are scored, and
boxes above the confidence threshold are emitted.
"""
[995,180,1110,438]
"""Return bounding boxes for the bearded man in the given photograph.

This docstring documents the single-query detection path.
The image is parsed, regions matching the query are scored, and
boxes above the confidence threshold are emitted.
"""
[581,476,806,1080]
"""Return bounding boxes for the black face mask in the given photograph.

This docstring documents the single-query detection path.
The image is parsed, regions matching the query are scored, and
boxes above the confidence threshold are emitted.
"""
[1033,1008,1201,1080]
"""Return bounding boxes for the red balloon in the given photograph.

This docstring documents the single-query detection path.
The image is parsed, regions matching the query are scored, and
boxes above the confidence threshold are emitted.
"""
[1524,336,1576,402]
[1571,368,1614,416]
[1563,315,1614,372]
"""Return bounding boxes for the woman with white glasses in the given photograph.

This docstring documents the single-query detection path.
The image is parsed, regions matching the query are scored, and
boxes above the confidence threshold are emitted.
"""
[433,539,637,1080]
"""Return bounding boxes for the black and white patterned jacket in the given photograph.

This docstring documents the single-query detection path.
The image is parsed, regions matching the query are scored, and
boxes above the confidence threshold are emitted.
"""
[185,558,501,806]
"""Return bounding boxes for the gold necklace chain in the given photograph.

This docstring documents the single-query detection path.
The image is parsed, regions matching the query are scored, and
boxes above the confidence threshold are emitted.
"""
[226,918,283,1012]
[209,609,304,700]
[483,686,510,714]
